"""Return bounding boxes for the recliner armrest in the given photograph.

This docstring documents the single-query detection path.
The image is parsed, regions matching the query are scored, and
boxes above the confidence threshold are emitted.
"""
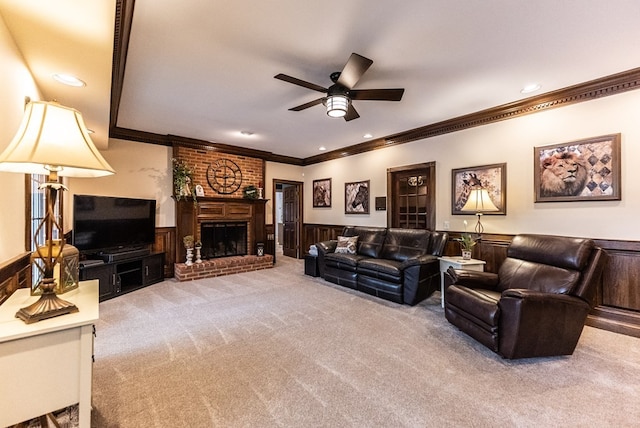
[501,288,589,307]
[447,267,499,290]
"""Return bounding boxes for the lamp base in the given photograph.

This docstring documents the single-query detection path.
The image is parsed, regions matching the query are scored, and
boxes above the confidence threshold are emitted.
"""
[15,290,78,324]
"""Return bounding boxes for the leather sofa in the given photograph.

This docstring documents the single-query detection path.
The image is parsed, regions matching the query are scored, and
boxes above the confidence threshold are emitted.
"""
[315,227,448,305]
[445,234,605,359]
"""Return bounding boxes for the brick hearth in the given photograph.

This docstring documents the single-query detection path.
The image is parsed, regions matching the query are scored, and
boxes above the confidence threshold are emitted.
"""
[174,255,273,281]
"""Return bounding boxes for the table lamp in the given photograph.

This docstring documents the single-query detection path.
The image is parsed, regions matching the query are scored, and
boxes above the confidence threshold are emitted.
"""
[0,101,115,323]
[461,187,499,234]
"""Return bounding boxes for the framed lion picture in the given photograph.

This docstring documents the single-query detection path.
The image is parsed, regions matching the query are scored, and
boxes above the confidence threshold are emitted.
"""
[534,133,621,202]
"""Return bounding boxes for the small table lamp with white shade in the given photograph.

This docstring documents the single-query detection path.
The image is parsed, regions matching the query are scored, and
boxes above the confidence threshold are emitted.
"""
[460,187,499,234]
[0,101,115,323]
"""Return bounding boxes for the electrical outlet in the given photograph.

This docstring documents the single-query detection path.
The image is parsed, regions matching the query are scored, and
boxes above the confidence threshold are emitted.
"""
[443,221,450,230]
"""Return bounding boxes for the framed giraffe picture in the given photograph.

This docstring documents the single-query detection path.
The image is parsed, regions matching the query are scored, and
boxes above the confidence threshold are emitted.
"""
[451,163,506,215]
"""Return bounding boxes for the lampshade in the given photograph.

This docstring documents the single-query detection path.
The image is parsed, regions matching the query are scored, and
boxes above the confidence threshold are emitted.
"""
[461,188,499,213]
[325,95,349,118]
[0,101,114,177]
[0,100,115,323]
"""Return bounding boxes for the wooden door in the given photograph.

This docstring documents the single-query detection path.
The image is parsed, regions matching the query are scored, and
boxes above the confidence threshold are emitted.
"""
[388,162,436,230]
[282,184,300,258]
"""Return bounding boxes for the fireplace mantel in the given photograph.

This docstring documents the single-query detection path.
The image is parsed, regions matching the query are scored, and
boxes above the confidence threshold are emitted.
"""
[175,197,268,263]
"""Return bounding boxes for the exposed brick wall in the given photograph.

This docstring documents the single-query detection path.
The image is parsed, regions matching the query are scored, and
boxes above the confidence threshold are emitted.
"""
[174,255,274,281]
[174,145,264,199]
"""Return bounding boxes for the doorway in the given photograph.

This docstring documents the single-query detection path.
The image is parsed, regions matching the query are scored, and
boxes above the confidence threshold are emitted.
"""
[273,179,303,259]
[387,162,436,230]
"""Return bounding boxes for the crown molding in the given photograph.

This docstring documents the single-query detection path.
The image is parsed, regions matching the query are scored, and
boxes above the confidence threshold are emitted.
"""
[110,1,640,166]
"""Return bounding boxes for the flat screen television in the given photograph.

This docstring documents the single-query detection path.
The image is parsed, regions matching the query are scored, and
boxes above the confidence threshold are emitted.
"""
[72,194,156,254]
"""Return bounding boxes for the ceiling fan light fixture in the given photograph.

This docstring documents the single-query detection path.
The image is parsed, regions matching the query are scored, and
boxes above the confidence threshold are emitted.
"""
[325,95,349,118]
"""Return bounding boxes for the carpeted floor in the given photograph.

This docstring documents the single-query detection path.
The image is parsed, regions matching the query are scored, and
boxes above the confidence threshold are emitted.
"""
[91,254,640,427]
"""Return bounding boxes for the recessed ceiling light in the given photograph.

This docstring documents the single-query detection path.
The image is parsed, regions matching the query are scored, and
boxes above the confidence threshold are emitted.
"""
[521,83,541,94]
[240,130,254,136]
[319,146,327,151]
[363,133,373,139]
[52,73,86,87]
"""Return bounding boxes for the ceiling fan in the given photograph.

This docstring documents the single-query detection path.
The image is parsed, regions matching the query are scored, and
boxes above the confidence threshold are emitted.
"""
[274,53,404,121]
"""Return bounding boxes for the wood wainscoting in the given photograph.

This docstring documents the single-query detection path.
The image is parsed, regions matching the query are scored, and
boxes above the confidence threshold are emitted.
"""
[302,224,640,338]
[0,252,31,305]
[154,226,176,278]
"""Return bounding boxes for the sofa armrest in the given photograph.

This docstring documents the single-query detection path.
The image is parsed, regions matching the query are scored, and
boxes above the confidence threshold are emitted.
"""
[402,255,440,305]
[446,267,500,290]
[314,240,337,278]
[315,240,337,255]
[399,254,437,269]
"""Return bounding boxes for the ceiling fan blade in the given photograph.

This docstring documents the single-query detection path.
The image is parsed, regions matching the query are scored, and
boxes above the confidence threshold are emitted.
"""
[337,53,373,89]
[350,88,405,101]
[274,74,327,92]
[289,98,325,111]
[344,104,360,121]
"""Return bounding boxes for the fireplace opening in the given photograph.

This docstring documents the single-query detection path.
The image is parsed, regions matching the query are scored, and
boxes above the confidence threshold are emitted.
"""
[201,222,248,259]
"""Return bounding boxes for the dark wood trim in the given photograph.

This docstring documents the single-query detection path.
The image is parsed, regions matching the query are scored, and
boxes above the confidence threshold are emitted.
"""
[110,0,136,130]
[0,252,31,305]
[153,226,175,278]
[303,67,640,165]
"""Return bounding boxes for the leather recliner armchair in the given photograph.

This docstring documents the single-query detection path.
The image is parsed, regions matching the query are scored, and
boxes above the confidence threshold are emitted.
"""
[444,234,605,359]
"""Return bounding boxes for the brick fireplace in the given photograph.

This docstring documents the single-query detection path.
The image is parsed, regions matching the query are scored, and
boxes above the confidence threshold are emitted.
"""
[175,197,269,274]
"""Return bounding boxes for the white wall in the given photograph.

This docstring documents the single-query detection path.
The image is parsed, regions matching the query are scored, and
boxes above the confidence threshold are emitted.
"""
[264,161,304,224]
[0,15,40,262]
[2,4,638,266]
[67,138,174,229]
[302,89,640,241]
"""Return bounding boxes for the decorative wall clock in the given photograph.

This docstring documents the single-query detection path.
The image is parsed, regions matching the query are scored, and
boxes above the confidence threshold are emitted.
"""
[206,158,243,194]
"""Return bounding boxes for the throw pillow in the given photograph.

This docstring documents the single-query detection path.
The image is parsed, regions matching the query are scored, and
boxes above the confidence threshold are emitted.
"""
[335,235,358,254]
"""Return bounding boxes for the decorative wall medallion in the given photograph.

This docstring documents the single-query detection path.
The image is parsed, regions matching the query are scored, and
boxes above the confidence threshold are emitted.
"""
[207,158,243,194]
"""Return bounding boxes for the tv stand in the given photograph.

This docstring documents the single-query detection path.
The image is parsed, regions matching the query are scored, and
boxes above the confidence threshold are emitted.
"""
[80,252,164,301]
[99,248,150,263]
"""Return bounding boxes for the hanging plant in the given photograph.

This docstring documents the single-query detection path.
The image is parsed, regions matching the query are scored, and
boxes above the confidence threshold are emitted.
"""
[172,158,197,202]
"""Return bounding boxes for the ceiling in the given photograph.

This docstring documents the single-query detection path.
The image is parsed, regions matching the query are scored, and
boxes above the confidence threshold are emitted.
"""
[2,0,640,160]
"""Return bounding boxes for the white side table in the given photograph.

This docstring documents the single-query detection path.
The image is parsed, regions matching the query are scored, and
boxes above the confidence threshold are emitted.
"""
[438,256,486,308]
[0,280,99,427]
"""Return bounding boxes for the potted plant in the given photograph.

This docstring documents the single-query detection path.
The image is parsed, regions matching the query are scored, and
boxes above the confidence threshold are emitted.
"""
[458,233,477,260]
[183,235,194,249]
[172,158,197,202]
[183,235,194,265]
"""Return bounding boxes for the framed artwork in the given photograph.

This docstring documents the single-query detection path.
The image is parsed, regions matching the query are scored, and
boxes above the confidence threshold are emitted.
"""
[452,163,506,215]
[534,133,621,202]
[345,180,370,214]
[312,178,332,207]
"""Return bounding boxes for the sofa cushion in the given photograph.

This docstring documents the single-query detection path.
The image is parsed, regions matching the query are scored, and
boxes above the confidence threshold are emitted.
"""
[324,252,366,272]
[343,226,387,258]
[380,228,430,262]
[334,235,358,254]
[357,258,403,283]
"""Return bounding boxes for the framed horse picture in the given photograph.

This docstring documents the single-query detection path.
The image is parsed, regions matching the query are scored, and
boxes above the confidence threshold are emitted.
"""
[312,178,331,207]
[345,180,370,214]
[451,163,506,215]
